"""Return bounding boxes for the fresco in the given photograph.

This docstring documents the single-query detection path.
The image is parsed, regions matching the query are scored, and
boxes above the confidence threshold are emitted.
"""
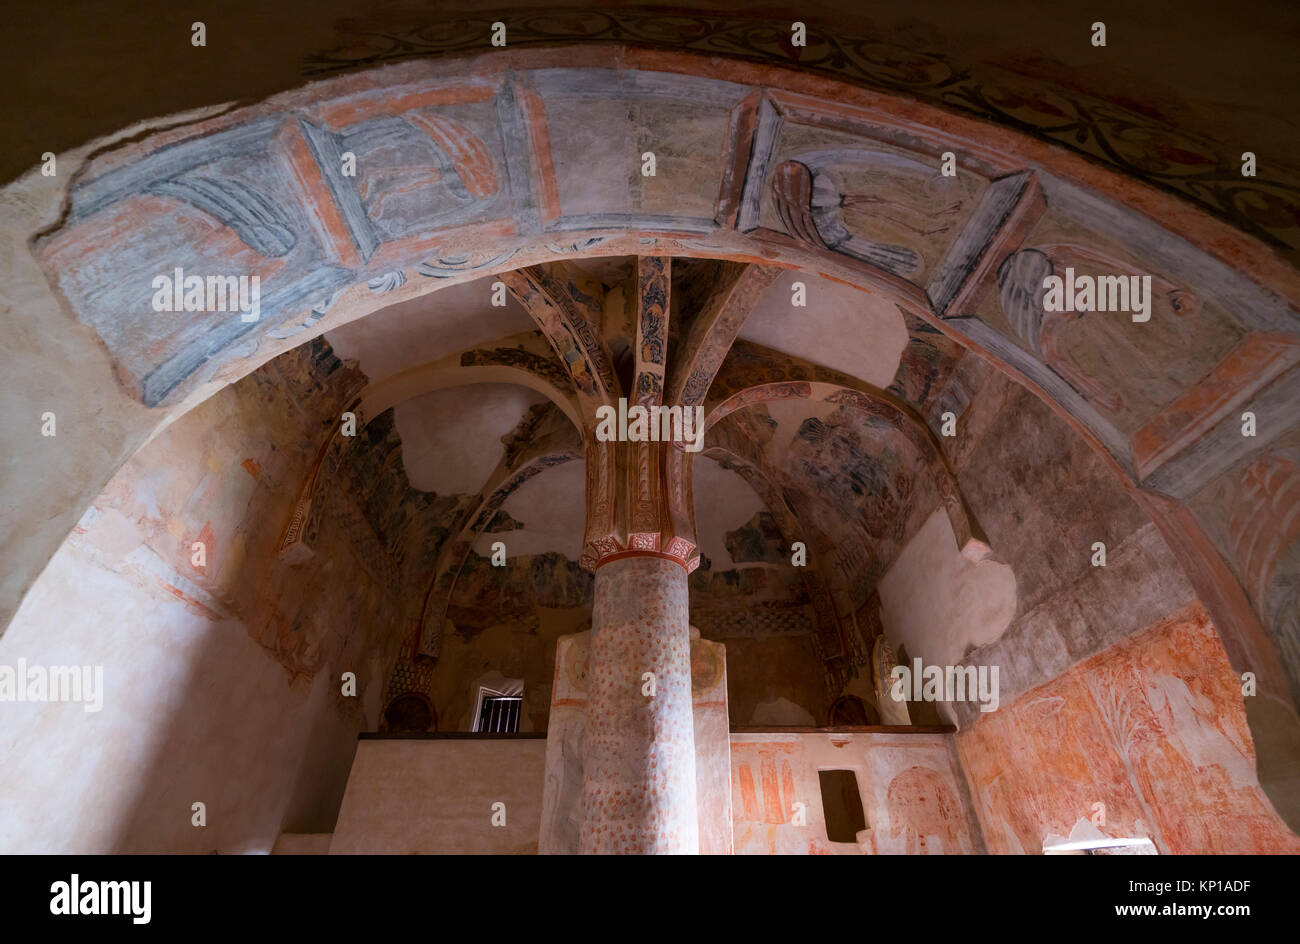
[957,603,1300,854]
[689,552,813,639]
[1188,429,1300,708]
[17,39,1298,735]
[730,732,979,855]
[8,10,1300,856]
[723,511,786,564]
[449,550,592,632]
[305,10,1300,263]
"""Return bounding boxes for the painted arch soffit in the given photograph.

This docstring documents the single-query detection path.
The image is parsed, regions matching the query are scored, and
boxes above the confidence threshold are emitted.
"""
[31,53,1300,700]
[299,13,1300,270]
[35,53,1296,466]
[14,33,1300,836]
[34,51,1295,489]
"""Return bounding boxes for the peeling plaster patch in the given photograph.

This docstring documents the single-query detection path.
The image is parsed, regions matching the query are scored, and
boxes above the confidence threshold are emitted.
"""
[740,270,907,389]
[878,508,1017,668]
[692,456,765,568]
[395,384,548,495]
[472,461,586,560]
[325,275,534,384]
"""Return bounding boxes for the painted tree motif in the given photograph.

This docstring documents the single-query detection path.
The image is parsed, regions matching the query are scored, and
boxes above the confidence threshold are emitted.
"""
[1084,660,1168,851]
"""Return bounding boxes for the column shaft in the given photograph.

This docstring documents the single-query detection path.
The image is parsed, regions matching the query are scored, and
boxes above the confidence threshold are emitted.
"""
[579,555,699,854]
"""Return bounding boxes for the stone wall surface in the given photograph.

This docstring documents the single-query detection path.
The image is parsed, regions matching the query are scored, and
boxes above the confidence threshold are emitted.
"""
[335,728,977,855]
[931,363,1201,726]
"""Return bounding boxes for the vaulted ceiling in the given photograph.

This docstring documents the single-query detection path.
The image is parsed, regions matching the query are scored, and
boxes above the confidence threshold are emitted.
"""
[4,6,1297,802]
[292,257,976,677]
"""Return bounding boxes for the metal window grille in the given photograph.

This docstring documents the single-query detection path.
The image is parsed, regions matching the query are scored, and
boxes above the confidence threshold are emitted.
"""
[475,694,522,733]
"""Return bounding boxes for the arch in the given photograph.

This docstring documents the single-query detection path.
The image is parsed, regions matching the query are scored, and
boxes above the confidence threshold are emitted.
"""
[413,402,583,657]
[7,45,1299,821]
[382,692,436,734]
[697,442,846,668]
[355,329,584,433]
[829,694,880,727]
[706,379,989,561]
[276,372,579,562]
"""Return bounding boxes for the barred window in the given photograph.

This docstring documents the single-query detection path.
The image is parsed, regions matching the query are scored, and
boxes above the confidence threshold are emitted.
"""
[474,693,522,733]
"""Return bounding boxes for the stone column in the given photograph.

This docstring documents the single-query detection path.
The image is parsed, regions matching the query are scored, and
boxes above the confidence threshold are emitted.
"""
[579,554,699,854]
[509,256,712,851]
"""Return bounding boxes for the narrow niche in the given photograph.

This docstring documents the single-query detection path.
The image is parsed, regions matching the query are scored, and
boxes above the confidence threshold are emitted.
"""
[818,769,868,843]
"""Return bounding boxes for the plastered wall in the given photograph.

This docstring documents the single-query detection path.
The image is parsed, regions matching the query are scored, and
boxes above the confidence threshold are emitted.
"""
[329,738,546,854]
[0,343,420,852]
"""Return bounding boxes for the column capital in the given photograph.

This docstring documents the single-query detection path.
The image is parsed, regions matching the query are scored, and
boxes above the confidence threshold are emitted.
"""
[578,436,701,574]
